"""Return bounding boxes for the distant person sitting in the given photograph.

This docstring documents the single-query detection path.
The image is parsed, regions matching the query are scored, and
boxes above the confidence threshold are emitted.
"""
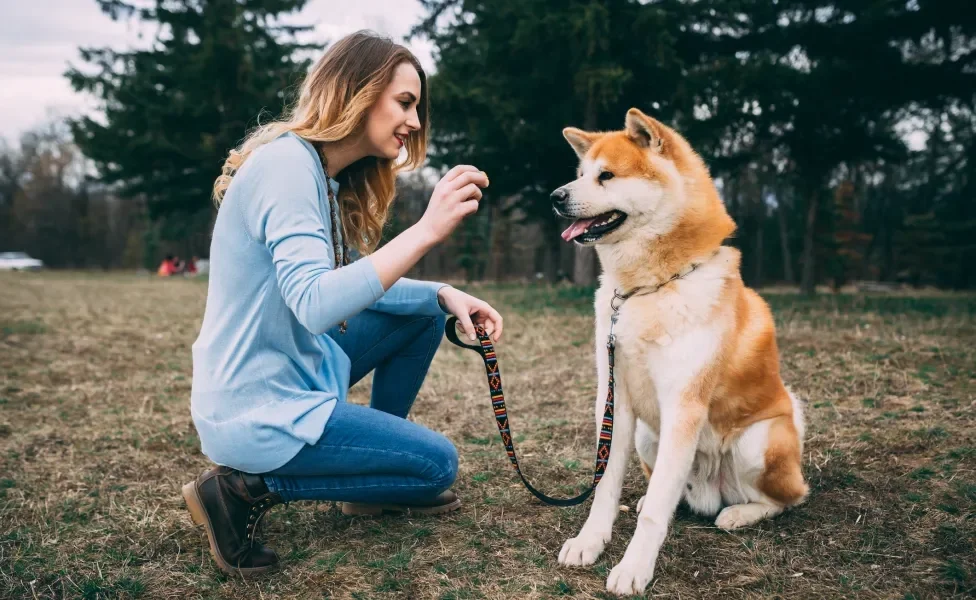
[157,255,176,276]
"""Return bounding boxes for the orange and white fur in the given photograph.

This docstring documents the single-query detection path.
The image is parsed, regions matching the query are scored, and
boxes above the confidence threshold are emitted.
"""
[551,109,808,596]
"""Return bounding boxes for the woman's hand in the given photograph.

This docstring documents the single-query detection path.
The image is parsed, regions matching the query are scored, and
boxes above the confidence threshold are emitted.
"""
[438,287,503,343]
[418,166,489,245]
[367,165,487,291]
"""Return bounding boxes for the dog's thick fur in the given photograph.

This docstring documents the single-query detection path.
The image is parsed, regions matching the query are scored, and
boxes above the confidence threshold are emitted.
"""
[552,109,808,596]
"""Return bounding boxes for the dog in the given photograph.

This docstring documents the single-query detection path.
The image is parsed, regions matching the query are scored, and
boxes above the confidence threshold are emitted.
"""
[551,108,808,596]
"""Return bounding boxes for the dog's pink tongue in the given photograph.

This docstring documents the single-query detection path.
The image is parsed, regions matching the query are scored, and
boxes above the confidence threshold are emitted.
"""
[561,217,598,242]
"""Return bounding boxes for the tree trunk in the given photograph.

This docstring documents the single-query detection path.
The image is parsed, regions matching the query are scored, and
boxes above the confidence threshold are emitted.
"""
[544,219,563,282]
[724,174,738,221]
[560,235,576,282]
[485,199,506,282]
[573,245,598,286]
[776,192,795,284]
[572,76,600,286]
[879,186,896,282]
[501,213,515,280]
[800,187,820,296]
[754,204,764,288]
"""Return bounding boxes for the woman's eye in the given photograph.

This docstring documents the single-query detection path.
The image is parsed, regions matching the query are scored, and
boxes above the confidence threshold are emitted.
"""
[599,171,615,182]
[400,100,411,109]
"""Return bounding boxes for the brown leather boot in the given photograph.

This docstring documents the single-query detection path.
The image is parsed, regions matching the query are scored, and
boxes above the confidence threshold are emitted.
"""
[182,466,284,576]
[340,489,461,517]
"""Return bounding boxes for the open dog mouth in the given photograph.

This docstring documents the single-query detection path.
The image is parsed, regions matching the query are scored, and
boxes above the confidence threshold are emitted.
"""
[560,210,627,243]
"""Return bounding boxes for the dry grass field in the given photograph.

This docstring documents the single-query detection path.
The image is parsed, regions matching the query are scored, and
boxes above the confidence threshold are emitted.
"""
[0,271,973,599]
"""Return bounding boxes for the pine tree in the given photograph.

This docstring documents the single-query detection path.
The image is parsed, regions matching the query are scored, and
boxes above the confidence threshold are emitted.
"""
[412,0,686,284]
[66,0,316,244]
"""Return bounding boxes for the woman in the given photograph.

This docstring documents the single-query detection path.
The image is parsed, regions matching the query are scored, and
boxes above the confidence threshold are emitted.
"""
[182,31,503,576]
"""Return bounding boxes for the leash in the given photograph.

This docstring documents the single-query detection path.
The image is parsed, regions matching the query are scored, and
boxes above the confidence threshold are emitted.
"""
[445,315,615,506]
[444,257,711,506]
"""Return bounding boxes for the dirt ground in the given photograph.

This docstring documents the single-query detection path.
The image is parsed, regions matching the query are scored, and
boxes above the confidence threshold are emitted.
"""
[1,272,973,599]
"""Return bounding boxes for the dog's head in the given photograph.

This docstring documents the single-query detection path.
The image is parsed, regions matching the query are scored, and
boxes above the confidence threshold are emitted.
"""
[552,108,733,249]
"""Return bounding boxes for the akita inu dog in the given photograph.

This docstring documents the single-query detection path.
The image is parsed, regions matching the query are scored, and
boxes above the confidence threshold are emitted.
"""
[551,108,808,596]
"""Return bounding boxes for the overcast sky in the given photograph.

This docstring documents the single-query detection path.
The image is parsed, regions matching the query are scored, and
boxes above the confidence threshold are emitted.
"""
[0,0,434,142]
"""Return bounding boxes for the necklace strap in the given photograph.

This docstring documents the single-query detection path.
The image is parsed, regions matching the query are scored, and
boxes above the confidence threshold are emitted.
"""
[323,167,349,334]
[322,167,348,269]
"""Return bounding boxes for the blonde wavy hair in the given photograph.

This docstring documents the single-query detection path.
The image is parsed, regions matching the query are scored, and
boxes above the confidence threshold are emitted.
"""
[212,31,430,254]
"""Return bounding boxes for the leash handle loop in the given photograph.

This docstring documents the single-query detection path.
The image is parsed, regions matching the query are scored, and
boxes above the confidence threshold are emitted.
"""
[445,316,614,507]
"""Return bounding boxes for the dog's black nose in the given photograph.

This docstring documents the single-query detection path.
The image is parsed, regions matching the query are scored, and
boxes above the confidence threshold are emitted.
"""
[551,188,568,206]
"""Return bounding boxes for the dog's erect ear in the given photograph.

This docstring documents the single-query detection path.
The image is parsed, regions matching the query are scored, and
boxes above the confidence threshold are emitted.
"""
[625,108,666,152]
[563,127,599,158]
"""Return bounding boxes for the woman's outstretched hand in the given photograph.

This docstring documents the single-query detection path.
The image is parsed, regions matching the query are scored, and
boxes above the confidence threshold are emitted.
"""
[418,166,489,245]
[368,165,488,291]
[438,287,503,343]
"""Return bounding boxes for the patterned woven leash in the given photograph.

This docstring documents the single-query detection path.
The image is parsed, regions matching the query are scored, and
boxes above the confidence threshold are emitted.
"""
[443,260,710,506]
[445,316,615,507]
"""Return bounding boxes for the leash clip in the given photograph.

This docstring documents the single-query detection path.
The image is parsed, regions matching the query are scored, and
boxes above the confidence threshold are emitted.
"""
[609,289,629,345]
[610,290,627,312]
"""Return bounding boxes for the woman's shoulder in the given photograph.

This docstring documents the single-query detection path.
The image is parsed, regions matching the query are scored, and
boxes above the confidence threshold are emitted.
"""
[244,132,324,183]
[226,132,329,231]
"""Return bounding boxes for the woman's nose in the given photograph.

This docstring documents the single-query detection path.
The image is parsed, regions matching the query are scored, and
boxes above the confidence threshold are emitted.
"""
[405,109,421,131]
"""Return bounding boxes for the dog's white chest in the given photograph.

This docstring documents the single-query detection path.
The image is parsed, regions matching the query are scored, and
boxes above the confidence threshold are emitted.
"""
[595,272,727,431]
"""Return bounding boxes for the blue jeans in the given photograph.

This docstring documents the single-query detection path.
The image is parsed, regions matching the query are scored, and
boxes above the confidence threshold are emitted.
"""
[261,310,457,504]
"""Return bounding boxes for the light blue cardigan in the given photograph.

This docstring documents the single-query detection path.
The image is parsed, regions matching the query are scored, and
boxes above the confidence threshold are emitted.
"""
[191,132,448,473]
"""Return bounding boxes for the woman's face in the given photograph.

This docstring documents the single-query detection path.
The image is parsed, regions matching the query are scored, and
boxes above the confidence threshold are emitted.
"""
[363,62,422,160]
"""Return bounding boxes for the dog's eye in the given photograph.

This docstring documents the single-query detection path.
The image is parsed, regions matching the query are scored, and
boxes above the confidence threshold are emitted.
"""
[598,171,615,182]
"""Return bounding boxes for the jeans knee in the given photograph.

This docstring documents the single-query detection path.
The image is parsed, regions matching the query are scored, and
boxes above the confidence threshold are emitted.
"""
[429,313,447,350]
[403,315,445,365]
[429,433,458,491]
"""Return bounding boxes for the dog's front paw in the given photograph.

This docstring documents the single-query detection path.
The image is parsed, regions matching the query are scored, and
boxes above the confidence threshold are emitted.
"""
[636,495,645,512]
[715,503,777,530]
[715,504,748,530]
[558,530,609,566]
[606,558,655,596]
